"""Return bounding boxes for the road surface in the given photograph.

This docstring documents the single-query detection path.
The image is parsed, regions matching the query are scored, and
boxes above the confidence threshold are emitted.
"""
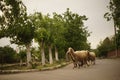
[0,58,120,80]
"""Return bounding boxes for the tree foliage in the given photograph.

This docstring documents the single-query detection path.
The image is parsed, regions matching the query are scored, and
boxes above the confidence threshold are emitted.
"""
[63,8,90,50]
[0,0,90,65]
[0,46,17,64]
[0,0,35,67]
[96,37,116,57]
[30,9,90,62]
[0,0,35,45]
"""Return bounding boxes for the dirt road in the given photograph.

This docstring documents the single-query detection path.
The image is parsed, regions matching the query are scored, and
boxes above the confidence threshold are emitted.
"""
[0,58,120,80]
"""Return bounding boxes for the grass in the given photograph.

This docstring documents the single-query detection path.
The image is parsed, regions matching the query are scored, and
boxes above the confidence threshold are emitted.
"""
[0,65,28,70]
[0,60,67,70]
[36,60,66,70]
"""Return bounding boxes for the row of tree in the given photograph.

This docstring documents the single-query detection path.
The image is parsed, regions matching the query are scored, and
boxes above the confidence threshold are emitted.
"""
[0,0,90,67]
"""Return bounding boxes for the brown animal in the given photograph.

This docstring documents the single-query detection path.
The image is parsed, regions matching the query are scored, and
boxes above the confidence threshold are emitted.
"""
[66,47,90,69]
[88,52,96,65]
[66,47,78,68]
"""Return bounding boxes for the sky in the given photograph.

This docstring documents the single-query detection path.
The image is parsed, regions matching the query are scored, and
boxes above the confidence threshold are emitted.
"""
[0,0,114,49]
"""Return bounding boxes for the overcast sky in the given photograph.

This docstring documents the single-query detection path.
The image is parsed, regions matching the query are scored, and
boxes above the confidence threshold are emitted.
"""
[0,0,114,49]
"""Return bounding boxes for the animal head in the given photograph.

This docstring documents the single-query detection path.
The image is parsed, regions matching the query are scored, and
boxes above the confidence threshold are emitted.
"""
[68,47,74,53]
[66,47,75,61]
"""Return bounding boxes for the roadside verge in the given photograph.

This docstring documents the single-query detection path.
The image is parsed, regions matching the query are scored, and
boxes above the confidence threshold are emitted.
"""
[0,62,70,74]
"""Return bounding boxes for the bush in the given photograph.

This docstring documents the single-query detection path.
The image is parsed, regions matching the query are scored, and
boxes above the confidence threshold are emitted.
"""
[0,46,17,64]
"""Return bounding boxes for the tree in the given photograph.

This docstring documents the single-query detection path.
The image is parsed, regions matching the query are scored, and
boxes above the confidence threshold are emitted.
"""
[0,46,17,64]
[0,0,35,67]
[104,0,120,56]
[0,16,6,38]
[52,12,65,61]
[45,13,66,63]
[96,37,116,57]
[18,50,26,66]
[43,15,54,64]
[31,12,48,65]
[63,8,90,50]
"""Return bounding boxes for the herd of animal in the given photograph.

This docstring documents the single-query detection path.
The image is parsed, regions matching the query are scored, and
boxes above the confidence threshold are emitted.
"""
[66,47,96,69]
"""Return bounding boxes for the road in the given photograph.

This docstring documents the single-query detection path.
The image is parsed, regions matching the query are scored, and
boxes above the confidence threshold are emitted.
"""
[0,58,120,80]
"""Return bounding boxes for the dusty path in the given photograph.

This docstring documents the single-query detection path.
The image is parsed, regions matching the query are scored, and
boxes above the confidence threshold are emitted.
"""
[0,58,120,80]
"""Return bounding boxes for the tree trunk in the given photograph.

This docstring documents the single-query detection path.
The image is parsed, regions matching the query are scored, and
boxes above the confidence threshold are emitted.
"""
[49,44,53,64]
[20,59,23,67]
[40,41,46,65]
[26,44,31,68]
[114,24,118,57]
[55,46,59,61]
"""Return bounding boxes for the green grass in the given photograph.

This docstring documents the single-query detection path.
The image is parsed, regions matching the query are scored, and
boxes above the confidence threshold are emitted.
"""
[36,60,66,70]
[0,65,28,70]
[0,60,67,70]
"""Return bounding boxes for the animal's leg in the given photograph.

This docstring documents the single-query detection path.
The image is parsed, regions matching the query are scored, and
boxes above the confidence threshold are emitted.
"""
[80,60,85,68]
[87,60,90,66]
[78,61,82,68]
[86,60,90,66]
[89,60,92,65]
[73,62,77,69]
[93,60,95,65]
[84,59,89,67]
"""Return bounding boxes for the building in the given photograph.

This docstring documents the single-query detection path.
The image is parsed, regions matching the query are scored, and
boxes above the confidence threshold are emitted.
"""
[107,49,120,58]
